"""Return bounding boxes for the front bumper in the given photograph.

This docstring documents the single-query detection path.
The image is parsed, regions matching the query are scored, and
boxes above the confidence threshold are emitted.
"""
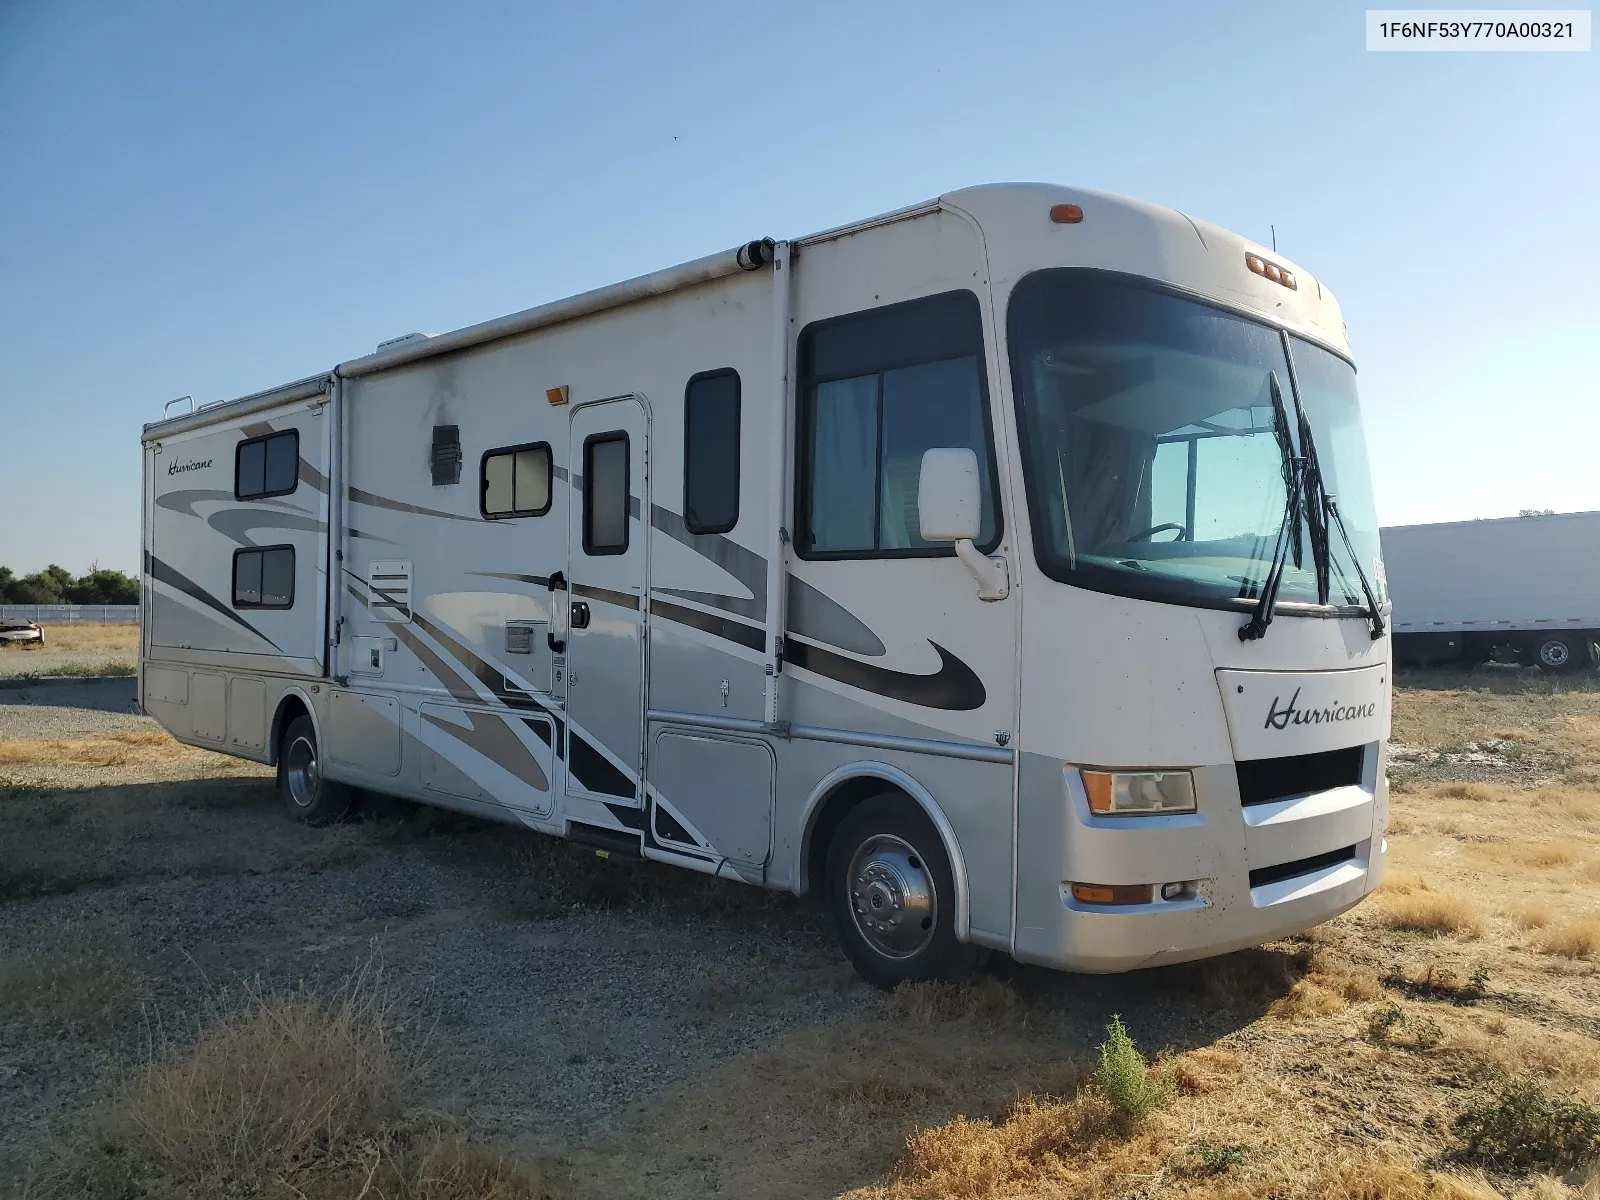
[1010,753,1387,973]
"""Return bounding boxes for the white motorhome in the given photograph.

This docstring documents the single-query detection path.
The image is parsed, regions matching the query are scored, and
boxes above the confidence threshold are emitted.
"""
[140,184,1392,986]
[1384,512,1600,672]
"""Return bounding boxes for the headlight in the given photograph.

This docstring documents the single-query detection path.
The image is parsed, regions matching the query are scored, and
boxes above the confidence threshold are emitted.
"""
[1080,769,1197,816]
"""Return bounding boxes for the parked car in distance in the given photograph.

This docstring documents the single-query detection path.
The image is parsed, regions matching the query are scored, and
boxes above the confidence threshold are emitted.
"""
[0,620,44,647]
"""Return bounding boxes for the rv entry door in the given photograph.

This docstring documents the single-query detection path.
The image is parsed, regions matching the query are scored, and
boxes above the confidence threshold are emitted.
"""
[565,396,649,808]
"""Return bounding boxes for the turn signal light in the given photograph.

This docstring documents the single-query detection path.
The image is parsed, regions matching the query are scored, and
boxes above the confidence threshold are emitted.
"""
[1246,251,1298,290]
[1049,203,1084,224]
[1071,883,1154,905]
[1080,769,1197,816]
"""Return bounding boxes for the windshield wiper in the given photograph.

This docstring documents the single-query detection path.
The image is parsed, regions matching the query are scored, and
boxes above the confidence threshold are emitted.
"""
[1238,372,1305,642]
[1288,375,1387,641]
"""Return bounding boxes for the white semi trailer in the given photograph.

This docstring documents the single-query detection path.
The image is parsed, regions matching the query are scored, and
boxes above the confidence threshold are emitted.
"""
[1384,511,1600,672]
[140,183,1392,987]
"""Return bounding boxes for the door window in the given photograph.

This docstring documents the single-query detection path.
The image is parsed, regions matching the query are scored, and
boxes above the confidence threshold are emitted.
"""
[583,432,630,554]
[796,290,1001,558]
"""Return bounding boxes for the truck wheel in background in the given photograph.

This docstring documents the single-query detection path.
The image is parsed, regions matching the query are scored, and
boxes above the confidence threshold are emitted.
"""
[825,793,987,989]
[278,715,352,825]
[1532,634,1585,673]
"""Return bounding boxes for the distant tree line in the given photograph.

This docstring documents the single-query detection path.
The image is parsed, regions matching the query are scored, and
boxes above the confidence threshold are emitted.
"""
[0,564,139,605]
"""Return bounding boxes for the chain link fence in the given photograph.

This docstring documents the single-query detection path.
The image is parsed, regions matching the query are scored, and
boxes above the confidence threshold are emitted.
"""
[0,604,140,625]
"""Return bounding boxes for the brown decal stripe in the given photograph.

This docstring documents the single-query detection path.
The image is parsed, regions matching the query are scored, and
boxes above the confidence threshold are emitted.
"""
[421,708,549,792]
[782,636,987,712]
[346,581,478,702]
[207,508,327,546]
[471,571,552,587]
[348,486,481,523]
[649,598,765,652]
[146,551,279,650]
[573,583,640,611]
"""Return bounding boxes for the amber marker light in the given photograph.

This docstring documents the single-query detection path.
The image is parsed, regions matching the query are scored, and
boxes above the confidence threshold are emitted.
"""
[1246,253,1265,274]
[1049,203,1084,224]
[545,385,569,406]
[1070,883,1155,905]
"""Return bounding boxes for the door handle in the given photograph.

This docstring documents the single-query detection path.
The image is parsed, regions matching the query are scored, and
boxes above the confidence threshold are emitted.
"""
[547,571,567,652]
[571,601,591,630]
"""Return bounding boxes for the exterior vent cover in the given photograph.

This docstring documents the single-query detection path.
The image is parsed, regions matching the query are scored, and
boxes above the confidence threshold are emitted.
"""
[431,425,463,486]
[376,331,434,351]
[505,621,536,654]
[368,560,412,623]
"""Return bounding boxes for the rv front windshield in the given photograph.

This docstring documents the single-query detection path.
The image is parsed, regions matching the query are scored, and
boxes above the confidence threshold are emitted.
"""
[1006,269,1384,614]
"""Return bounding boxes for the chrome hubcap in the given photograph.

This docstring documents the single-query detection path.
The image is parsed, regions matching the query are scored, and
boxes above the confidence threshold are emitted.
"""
[285,735,320,808]
[847,834,937,960]
[1540,641,1570,667]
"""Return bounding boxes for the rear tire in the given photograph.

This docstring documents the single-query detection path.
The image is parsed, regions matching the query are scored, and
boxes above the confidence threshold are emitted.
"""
[1533,634,1584,674]
[825,793,987,989]
[278,715,351,825]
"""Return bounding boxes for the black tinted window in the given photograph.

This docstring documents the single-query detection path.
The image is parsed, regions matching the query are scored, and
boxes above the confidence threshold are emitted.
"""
[233,545,294,608]
[236,431,299,499]
[684,370,740,534]
[797,291,1000,557]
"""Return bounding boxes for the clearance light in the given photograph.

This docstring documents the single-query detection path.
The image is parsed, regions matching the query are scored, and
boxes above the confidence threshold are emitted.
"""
[1246,251,1298,290]
[1071,883,1154,905]
[1080,769,1197,816]
[1049,203,1084,224]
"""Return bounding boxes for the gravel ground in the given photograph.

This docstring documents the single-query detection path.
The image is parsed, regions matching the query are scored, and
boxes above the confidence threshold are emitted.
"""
[0,686,869,1191]
[0,678,144,740]
[2,841,857,1168]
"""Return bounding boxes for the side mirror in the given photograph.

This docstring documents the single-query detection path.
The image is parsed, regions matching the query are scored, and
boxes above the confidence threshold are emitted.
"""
[917,447,1009,602]
[918,448,982,543]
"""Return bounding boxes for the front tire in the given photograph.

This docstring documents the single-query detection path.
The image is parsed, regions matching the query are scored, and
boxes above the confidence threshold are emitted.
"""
[278,715,352,825]
[825,794,986,989]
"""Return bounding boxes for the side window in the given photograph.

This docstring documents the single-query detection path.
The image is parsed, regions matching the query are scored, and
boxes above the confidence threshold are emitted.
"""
[683,369,740,534]
[235,431,299,500]
[583,432,629,555]
[481,442,552,518]
[233,545,295,608]
[796,291,1000,558]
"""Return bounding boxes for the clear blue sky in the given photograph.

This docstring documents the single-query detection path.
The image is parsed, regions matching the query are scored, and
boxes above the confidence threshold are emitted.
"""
[1,1,1595,575]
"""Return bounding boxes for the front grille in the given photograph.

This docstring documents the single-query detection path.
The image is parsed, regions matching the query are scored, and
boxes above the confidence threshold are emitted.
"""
[1236,743,1368,807]
[1249,844,1358,889]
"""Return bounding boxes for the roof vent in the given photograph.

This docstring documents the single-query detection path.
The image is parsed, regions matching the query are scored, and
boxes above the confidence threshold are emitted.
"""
[431,424,463,486]
[376,331,435,351]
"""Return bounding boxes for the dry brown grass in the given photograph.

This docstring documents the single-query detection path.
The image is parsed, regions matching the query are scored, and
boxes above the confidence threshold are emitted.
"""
[48,968,555,1200]
[110,969,410,1192]
[0,730,179,768]
[1268,946,1383,1018]
[1377,874,1486,938]
[883,978,1025,1025]
[1534,915,1600,960]
[17,624,141,653]
[1512,898,1554,930]
[847,1093,1521,1199]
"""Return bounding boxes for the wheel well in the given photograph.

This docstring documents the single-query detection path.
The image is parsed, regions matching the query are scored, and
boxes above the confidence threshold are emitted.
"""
[803,776,906,902]
[269,694,310,766]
